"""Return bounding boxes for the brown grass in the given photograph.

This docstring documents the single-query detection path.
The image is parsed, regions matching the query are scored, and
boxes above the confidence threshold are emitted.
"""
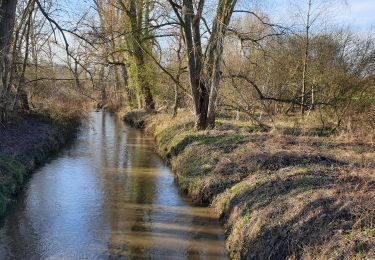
[123,111,375,260]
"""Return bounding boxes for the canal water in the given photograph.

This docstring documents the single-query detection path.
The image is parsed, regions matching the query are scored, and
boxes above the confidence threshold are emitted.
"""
[0,112,227,259]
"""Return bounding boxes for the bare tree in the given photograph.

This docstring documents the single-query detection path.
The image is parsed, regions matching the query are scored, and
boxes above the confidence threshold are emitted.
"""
[168,0,237,130]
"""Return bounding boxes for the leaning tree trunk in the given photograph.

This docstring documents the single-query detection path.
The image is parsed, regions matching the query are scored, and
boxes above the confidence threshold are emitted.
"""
[206,0,237,128]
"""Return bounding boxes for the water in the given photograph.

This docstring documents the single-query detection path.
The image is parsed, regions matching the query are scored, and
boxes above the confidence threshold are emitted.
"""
[0,112,227,259]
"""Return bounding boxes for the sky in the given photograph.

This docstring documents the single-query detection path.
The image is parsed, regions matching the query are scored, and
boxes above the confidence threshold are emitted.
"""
[49,0,374,62]
[56,0,374,33]
[334,0,375,31]
[259,0,375,33]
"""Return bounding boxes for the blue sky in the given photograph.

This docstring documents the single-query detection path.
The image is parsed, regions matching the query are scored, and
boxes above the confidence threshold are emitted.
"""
[334,0,374,31]
[48,0,373,63]
[258,0,375,33]
[57,0,374,32]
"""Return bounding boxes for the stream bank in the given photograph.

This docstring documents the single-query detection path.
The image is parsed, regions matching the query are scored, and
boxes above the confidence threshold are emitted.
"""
[0,113,80,216]
[123,109,375,259]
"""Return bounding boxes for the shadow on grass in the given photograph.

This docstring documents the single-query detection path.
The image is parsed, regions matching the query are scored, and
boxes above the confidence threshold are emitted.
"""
[217,163,373,259]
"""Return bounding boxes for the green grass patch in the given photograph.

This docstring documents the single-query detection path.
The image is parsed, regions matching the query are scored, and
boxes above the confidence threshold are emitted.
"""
[362,228,375,237]
[0,193,6,216]
[0,155,27,184]
[0,155,27,217]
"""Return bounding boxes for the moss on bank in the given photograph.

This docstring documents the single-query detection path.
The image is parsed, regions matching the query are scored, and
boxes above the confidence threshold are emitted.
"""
[123,111,375,260]
[0,114,80,217]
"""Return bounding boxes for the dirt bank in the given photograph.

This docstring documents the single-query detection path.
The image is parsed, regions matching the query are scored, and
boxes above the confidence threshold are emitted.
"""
[123,110,375,260]
[0,113,80,216]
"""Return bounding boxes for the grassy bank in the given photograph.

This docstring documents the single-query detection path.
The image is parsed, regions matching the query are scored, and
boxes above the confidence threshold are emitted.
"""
[0,112,81,217]
[123,110,375,259]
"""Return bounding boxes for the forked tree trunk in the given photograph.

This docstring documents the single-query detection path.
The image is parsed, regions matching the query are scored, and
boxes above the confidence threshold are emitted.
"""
[177,0,237,130]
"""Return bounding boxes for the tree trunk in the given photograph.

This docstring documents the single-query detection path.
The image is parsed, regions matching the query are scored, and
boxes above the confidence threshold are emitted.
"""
[181,0,209,130]
[128,0,155,111]
[207,0,237,128]
[206,41,223,128]
[301,0,311,116]
[120,63,135,106]
[0,0,18,122]
[172,82,179,117]
[172,32,183,118]
[142,79,155,110]
[17,8,35,112]
[98,67,107,108]
[0,0,17,92]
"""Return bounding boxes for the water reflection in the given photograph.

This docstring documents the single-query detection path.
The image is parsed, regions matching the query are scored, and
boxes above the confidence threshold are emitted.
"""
[0,112,227,259]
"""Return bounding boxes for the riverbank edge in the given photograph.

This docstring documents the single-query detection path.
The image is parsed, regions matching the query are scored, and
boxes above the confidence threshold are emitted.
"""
[122,109,374,259]
[121,110,236,257]
[0,114,81,217]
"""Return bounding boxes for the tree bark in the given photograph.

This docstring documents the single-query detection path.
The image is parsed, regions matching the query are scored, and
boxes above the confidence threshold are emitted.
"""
[172,0,236,130]
[128,0,155,110]
[301,0,311,115]
[181,0,208,129]
[0,0,17,92]
[0,0,18,122]
[207,0,237,128]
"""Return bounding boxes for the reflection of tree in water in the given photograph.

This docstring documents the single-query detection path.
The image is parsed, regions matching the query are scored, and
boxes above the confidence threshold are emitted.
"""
[100,112,109,167]
[113,115,125,168]
[0,194,44,259]
[101,115,226,259]
[105,116,160,258]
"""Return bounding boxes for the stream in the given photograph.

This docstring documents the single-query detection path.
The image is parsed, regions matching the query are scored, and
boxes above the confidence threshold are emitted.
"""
[0,112,227,259]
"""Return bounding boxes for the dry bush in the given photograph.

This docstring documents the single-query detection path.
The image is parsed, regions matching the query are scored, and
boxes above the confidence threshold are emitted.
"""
[29,85,91,122]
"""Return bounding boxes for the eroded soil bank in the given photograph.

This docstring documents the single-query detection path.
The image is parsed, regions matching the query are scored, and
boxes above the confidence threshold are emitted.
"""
[0,113,80,216]
[123,110,375,260]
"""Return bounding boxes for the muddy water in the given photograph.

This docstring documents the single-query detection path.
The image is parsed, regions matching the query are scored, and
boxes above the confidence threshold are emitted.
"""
[0,112,227,259]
